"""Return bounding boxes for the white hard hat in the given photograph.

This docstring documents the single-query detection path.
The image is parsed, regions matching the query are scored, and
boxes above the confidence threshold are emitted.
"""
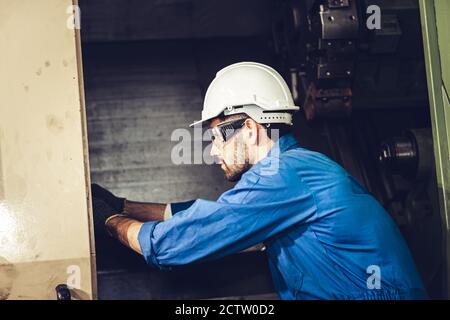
[190,62,300,127]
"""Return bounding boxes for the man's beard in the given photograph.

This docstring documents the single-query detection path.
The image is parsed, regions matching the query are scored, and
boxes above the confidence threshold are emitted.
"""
[222,161,251,182]
[221,140,252,182]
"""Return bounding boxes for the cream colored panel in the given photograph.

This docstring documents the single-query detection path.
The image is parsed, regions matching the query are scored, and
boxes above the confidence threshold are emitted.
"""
[0,0,94,299]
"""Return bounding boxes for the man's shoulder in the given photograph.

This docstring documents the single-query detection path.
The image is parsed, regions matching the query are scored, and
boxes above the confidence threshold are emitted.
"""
[280,145,346,175]
[244,145,350,196]
[240,149,304,187]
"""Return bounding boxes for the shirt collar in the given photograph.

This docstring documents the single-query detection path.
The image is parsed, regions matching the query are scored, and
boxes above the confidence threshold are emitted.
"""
[267,133,300,158]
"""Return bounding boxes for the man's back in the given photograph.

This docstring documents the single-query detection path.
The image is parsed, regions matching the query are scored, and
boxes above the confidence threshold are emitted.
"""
[254,134,426,299]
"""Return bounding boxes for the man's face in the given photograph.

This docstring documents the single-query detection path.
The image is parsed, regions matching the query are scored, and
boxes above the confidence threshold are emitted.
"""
[209,118,252,182]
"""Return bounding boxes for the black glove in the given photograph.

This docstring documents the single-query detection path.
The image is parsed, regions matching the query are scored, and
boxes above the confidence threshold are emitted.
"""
[91,183,126,213]
[92,197,118,230]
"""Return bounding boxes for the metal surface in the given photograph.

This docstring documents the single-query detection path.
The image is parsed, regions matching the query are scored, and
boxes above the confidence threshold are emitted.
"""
[79,0,273,42]
[379,135,418,177]
[0,0,95,299]
[378,129,433,179]
[316,0,359,39]
[96,251,275,300]
[433,1,450,96]
[303,83,352,120]
[419,0,450,298]
[84,41,236,204]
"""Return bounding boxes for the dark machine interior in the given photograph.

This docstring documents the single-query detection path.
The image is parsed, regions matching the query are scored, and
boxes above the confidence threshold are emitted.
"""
[80,0,444,299]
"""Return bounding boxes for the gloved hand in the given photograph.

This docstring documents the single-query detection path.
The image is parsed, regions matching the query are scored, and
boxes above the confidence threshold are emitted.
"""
[91,183,126,213]
[92,197,127,239]
[92,197,119,229]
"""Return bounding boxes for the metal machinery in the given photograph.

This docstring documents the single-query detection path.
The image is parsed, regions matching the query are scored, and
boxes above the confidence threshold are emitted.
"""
[272,0,428,118]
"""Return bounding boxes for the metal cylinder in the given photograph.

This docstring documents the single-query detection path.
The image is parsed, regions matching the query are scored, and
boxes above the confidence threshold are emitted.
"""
[378,128,433,180]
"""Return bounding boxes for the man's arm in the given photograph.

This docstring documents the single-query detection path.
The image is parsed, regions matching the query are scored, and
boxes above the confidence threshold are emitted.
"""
[104,166,318,268]
[91,183,167,221]
[105,215,144,254]
[91,183,195,222]
[123,200,166,221]
[123,199,197,221]
[134,171,318,269]
[103,199,195,254]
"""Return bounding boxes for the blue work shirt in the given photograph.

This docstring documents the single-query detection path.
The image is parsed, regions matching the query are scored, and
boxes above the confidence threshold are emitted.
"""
[138,133,426,300]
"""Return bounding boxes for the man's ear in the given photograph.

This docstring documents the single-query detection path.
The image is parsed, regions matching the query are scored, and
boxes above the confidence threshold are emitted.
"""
[244,119,259,145]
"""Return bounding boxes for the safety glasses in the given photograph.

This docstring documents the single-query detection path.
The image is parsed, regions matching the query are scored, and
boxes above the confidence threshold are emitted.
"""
[211,118,247,146]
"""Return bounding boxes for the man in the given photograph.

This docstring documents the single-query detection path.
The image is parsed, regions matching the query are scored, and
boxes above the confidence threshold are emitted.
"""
[92,62,426,299]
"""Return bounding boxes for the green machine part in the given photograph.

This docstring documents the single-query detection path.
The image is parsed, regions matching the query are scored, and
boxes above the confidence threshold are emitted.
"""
[419,0,450,298]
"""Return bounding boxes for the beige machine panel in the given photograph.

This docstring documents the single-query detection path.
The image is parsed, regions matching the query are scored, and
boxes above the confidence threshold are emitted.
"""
[0,0,95,299]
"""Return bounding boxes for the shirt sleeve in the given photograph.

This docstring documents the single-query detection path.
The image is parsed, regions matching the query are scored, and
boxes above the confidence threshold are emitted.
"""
[163,200,197,220]
[138,165,318,270]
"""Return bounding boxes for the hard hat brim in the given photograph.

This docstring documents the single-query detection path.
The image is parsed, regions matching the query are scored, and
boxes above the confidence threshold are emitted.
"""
[189,118,209,128]
[189,105,301,128]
